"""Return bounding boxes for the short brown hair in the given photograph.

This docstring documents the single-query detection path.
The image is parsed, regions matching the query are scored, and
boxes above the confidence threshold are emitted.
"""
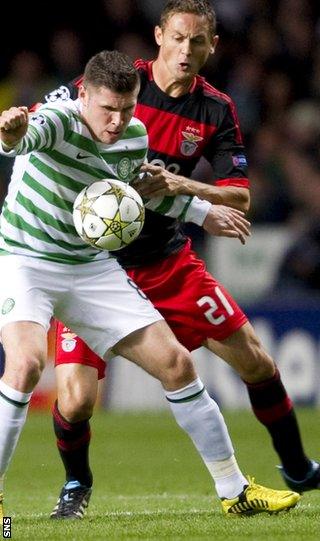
[83,50,139,93]
[160,0,217,37]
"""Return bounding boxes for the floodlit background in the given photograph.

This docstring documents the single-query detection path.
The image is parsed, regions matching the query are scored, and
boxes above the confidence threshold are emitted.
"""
[1,0,320,409]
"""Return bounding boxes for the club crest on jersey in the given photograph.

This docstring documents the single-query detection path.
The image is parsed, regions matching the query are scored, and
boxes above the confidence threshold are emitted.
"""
[61,330,77,352]
[180,131,203,156]
[117,157,131,180]
[45,85,71,103]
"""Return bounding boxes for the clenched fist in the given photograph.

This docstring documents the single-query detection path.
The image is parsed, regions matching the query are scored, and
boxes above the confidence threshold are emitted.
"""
[0,106,29,149]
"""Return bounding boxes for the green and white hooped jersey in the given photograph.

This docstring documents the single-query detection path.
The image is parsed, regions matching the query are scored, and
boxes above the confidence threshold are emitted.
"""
[0,99,211,264]
[0,100,149,264]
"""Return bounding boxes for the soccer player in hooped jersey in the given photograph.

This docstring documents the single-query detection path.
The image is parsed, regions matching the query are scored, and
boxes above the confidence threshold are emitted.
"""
[49,0,319,519]
[0,49,301,523]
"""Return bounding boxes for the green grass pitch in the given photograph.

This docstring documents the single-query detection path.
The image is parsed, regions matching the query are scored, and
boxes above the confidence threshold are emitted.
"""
[3,408,320,540]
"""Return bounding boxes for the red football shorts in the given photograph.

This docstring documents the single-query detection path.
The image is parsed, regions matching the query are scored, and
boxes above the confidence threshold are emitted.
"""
[55,239,248,379]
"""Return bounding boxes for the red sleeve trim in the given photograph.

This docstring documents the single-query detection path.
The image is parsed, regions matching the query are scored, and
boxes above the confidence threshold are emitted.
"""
[29,102,43,112]
[214,178,250,188]
[74,76,83,88]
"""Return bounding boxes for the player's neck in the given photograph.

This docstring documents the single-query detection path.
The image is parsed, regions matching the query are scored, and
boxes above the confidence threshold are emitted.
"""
[77,102,99,141]
[152,59,194,98]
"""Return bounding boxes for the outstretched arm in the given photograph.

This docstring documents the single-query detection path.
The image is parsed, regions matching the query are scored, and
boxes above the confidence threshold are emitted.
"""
[138,163,250,212]
[137,96,251,213]
[0,105,69,156]
[134,176,251,245]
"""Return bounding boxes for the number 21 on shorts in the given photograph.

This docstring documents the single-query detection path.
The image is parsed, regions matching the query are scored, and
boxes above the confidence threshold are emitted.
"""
[197,286,234,325]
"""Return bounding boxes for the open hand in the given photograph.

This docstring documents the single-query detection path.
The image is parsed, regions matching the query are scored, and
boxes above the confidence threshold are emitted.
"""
[203,205,251,245]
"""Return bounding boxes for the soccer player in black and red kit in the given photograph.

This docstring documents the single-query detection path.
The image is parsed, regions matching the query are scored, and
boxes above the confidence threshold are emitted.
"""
[50,0,319,518]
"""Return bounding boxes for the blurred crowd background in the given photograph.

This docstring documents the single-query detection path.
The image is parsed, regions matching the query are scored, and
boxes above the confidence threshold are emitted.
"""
[1,0,320,295]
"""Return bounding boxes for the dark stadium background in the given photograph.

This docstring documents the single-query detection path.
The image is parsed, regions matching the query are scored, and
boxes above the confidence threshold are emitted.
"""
[1,0,320,236]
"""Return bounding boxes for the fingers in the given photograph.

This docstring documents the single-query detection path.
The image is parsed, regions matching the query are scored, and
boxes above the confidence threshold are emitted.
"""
[0,107,28,131]
[219,229,247,244]
[226,214,251,238]
[223,207,249,222]
[238,232,246,245]
[132,175,159,197]
[140,163,163,175]
[220,229,247,244]
[225,217,251,244]
[203,204,251,244]
[137,181,164,198]
[135,170,170,197]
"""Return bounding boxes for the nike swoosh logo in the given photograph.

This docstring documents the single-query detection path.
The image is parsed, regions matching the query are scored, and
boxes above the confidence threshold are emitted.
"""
[77,152,90,160]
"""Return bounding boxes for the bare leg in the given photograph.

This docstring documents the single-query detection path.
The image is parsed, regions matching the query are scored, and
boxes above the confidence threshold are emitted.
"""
[203,321,311,480]
[0,321,47,490]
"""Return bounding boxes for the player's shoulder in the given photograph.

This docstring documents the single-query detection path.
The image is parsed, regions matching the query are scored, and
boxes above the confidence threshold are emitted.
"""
[134,59,152,86]
[45,81,79,104]
[37,98,79,116]
[126,116,148,137]
[36,98,78,117]
[195,75,234,109]
[134,58,149,73]
[119,116,148,154]
[30,99,79,132]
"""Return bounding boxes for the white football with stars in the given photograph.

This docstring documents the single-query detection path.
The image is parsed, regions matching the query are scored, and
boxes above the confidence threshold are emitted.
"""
[73,179,145,251]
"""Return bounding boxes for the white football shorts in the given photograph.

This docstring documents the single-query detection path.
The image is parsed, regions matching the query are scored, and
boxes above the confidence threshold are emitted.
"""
[0,254,163,357]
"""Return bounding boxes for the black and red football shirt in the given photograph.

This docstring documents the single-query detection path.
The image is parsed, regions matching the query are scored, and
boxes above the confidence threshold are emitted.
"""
[44,59,249,268]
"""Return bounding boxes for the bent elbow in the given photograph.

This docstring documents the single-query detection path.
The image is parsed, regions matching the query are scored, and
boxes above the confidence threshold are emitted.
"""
[242,192,250,213]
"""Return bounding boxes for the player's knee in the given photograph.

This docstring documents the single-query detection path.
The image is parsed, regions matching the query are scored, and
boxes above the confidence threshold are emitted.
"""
[242,340,275,383]
[7,352,45,388]
[58,394,95,422]
[162,347,196,390]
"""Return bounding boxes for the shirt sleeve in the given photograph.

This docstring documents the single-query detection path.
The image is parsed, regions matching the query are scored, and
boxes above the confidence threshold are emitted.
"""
[203,99,250,188]
[144,193,211,225]
[0,106,71,156]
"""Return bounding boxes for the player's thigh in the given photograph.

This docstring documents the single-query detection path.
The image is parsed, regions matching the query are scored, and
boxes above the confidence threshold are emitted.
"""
[2,320,47,358]
[128,243,247,351]
[1,321,48,389]
[204,321,274,380]
[113,319,196,388]
[55,363,98,419]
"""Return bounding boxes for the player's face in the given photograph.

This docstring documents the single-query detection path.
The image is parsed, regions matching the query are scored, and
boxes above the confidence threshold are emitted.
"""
[79,84,139,144]
[155,13,218,83]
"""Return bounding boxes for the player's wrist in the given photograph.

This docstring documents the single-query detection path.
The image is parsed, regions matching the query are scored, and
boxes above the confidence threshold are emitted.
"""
[0,139,18,153]
[184,197,211,226]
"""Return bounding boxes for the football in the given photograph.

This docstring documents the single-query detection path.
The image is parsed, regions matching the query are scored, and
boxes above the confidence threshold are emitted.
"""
[73,179,145,251]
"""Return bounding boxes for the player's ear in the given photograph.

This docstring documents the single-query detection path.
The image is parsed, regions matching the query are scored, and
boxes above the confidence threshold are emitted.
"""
[154,25,163,47]
[78,85,87,105]
[210,35,219,54]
